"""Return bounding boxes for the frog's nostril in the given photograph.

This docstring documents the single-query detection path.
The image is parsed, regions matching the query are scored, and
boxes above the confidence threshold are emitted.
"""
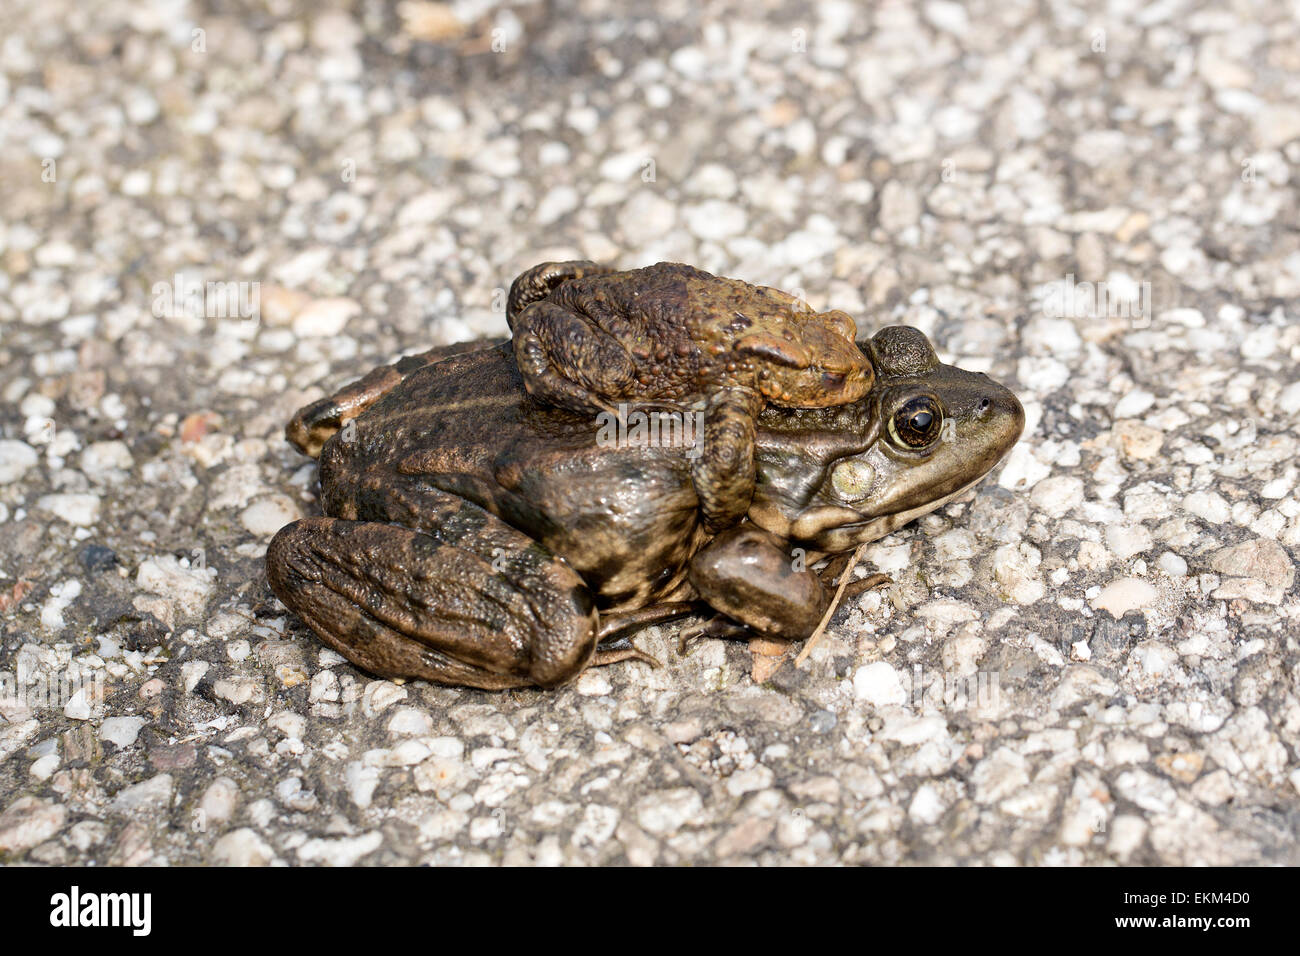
[978,397,992,415]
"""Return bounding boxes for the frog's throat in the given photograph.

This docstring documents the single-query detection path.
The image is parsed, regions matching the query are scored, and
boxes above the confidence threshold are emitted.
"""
[768,471,992,549]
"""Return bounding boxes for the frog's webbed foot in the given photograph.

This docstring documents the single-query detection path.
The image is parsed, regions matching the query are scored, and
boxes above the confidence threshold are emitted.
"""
[512,300,640,417]
[285,340,502,458]
[506,260,614,329]
[817,553,891,599]
[591,643,661,670]
[690,387,764,533]
[267,509,601,690]
[676,615,751,655]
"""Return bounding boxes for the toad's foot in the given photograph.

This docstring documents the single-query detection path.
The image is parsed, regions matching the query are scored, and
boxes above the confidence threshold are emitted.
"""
[512,300,642,417]
[506,260,615,328]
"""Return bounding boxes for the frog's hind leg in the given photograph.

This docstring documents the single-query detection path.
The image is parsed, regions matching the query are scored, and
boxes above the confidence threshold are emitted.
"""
[286,339,504,458]
[506,260,614,329]
[512,301,640,416]
[266,513,601,690]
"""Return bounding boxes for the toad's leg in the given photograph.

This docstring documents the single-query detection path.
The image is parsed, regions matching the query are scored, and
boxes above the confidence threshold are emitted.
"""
[512,300,640,416]
[691,387,764,533]
[267,507,603,690]
[688,524,831,640]
[506,260,615,329]
[286,340,501,458]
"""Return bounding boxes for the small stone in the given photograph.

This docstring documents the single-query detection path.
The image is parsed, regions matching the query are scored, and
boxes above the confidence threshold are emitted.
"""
[78,544,118,573]
[909,783,946,824]
[0,797,67,853]
[879,181,921,232]
[683,201,746,240]
[1092,578,1157,617]
[212,828,276,866]
[1209,538,1294,592]
[240,495,300,536]
[970,748,1029,803]
[99,716,146,749]
[110,773,173,813]
[853,662,907,707]
[1106,523,1153,560]
[199,777,240,827]
[575,670,612,696]
[635,788,703,834]
[292,297,360,338]
[36,493,100,526]
[1156,552,1188,577]
[1155,751,1204,784]
[1113,420,1163,460]
[1185,491,1230,524]
[136,556,215,617]
[297,832,383,866]
[0,441,39,484]
[387,707,434,736]
[992,543,1045,604]
[1113,389,1155,419]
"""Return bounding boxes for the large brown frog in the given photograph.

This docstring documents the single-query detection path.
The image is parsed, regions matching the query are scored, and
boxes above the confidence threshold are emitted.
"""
[506,261,873,531]
[268,326,1023,690]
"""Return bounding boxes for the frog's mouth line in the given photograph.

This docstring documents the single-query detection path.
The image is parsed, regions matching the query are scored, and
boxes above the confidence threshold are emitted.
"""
[837,472,989,537]
[780,471,993,550]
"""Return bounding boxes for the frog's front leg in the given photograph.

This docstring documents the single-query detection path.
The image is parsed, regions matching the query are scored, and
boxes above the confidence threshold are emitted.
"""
[267,510,602,690]
[687,524,830,640]
[286,340,500,458]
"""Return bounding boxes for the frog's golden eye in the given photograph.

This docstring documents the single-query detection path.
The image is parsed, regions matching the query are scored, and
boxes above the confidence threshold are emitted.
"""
[888,395,944,450]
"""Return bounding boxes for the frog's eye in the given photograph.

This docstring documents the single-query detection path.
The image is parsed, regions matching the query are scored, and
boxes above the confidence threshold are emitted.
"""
[888,395,944,450]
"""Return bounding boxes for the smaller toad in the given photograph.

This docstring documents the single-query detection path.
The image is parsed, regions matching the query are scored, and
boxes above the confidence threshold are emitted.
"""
[507,260,873,530]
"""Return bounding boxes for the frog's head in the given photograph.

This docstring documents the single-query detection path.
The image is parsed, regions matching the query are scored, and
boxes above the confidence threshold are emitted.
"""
[749,325,1024,553]
[740,309,874,408]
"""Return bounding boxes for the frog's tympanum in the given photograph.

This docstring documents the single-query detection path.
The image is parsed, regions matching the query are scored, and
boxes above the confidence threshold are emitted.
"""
[506,261,873,530]
[269,326,1023,690]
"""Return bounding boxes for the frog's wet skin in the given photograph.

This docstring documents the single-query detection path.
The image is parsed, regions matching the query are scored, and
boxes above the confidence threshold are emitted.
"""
[268,327,1023,690]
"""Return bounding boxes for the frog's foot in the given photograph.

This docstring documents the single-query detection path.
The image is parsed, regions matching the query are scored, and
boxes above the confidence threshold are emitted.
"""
[591,643,661,670]
[285,340,502,458]
[676,615,751,655]
[512,301,640,417]
[841,572,891,599]
[817,554,892,598]
[267,515,601,690]
[597,601,699,642]
[506,260,614,328]
[690,387,764,533]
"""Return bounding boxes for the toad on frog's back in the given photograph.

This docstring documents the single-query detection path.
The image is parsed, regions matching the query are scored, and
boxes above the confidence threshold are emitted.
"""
[506,260,874,531]
[268,326,1023,691]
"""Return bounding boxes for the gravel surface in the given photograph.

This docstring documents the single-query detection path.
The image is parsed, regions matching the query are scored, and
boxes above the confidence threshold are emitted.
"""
[1,0,1298,865]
